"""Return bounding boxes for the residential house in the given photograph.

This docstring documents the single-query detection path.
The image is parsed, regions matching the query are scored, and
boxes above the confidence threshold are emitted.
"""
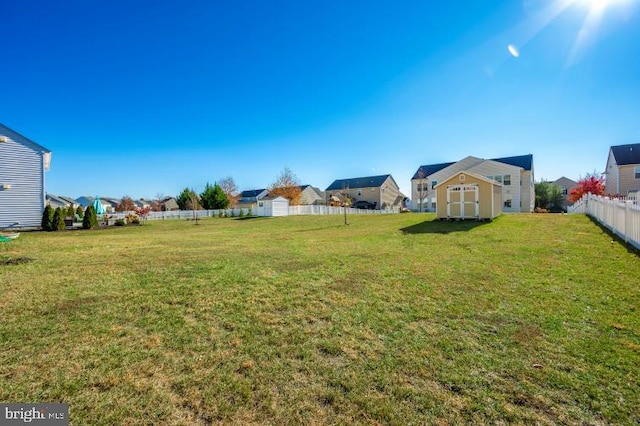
[237,189,268,209]
[326,174,405,210]
[412,154,535,213]
[298,185,325,205]
[0,123,51,229]
[552,177,578,210]
[46,193,71,210]
[604,143,640,196]
[159,196,179,211]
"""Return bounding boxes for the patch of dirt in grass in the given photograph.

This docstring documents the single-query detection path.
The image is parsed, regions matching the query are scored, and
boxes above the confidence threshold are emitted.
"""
[0,256,34,266]
[512,324,544,345]
[55,295,113,313]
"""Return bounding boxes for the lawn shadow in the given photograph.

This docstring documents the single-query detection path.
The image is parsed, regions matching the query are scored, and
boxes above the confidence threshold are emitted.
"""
[234,216,268,221]
[401,218,492,235]
[586,216,639,256]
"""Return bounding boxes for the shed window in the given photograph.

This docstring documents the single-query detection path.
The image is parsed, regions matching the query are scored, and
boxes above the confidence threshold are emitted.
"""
[635,166,640,179]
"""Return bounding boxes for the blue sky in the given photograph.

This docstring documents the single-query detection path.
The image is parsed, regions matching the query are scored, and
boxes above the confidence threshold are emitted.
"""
[2,0,639,199]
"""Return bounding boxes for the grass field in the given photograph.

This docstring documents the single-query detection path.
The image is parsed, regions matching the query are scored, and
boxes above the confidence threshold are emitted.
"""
[1,213,638,425]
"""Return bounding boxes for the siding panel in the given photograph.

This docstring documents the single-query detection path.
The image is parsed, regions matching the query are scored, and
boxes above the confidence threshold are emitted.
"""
[0,128,48,229]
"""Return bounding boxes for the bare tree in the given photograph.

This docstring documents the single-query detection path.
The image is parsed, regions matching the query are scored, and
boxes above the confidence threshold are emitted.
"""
[219,176,240,208]
[341,183,351,225]
[268,167,302,205]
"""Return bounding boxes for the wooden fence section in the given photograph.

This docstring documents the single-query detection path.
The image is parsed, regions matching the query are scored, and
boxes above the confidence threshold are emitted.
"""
[569,194,640,249]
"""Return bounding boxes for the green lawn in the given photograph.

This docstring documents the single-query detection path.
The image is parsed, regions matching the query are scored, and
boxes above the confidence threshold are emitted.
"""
[1,213,638,425]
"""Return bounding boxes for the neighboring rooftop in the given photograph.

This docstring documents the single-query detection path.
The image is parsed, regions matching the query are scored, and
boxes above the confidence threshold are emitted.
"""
[610,143,640,166]
[326,174,394,191]
[413,154,533,179]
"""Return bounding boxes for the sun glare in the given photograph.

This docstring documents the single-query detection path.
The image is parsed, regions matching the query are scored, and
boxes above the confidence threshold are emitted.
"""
[565,0,629,65]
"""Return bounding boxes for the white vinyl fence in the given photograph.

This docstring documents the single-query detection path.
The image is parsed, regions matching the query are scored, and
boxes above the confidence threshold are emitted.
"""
[568,193,640,249]
[106,205,398,222]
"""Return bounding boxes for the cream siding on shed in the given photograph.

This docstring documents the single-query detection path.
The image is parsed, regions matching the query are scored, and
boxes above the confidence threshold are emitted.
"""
[435,171,502,220]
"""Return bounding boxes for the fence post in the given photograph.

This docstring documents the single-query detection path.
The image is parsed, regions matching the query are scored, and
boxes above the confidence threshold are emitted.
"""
[625,200,632,244]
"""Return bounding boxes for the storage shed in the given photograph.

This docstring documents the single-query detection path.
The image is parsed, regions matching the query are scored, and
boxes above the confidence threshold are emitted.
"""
[257,196,289,217]
[435,171,502,220]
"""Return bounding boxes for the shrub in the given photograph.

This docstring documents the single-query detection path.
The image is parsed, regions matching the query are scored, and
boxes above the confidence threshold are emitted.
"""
[247,207,253,217]
[41,205,54,231]
[230,209,235,217]
[83,205,97,229]
[115,219,126,226]
[218,210,225,218]
[125,213,140,225]
[238,209,244,217]
[53,208,66,231]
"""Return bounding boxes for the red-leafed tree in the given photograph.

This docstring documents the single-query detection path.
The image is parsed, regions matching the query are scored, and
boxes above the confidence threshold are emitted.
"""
[135,205,152,224]
[568,173,605,203]
[116,196,136,212]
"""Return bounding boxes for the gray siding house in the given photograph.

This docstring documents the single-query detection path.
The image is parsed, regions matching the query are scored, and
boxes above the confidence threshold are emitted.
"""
[0,124,52,229]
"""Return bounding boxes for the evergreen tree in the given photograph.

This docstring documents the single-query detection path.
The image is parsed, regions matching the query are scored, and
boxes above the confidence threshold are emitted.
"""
[75,205,84,219]
[200,183,230,210]
[177,187,198,210]
[53,208,66,231]
[83,205,97,229]
[41,205,54,231]
[66,204,75,218]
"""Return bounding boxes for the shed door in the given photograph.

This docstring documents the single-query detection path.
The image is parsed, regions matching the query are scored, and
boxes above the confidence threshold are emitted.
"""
[446,185,479,218]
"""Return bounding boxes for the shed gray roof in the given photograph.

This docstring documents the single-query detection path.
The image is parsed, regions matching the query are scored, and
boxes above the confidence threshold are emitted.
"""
[326,174,396,191]
[611,143,640,165]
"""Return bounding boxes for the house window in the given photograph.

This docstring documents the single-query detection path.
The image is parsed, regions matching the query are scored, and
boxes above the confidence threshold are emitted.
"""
[562,188,568,195]
[486,175,493,181]
[503,175,511,185]
[494,175,503,184]
[635,166,640,179]
[431,180,438,189]
[504,199,512,208]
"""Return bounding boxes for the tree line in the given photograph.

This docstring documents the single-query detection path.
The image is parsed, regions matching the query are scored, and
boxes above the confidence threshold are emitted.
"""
[173,168,303,211]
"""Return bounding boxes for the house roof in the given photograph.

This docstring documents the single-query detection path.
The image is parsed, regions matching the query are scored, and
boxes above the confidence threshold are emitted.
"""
[610,143,640,166]
[490,154,533,170]
[326,174,396,191]
[240,189,267,198]
[552,177,578,189]
[46,193,68,206]
[412,162,456,179]
[0,123,51,154]
[413,154,533,179]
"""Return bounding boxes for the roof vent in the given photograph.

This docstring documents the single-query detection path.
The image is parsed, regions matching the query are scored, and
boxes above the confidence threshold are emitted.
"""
[0,135,10,143]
